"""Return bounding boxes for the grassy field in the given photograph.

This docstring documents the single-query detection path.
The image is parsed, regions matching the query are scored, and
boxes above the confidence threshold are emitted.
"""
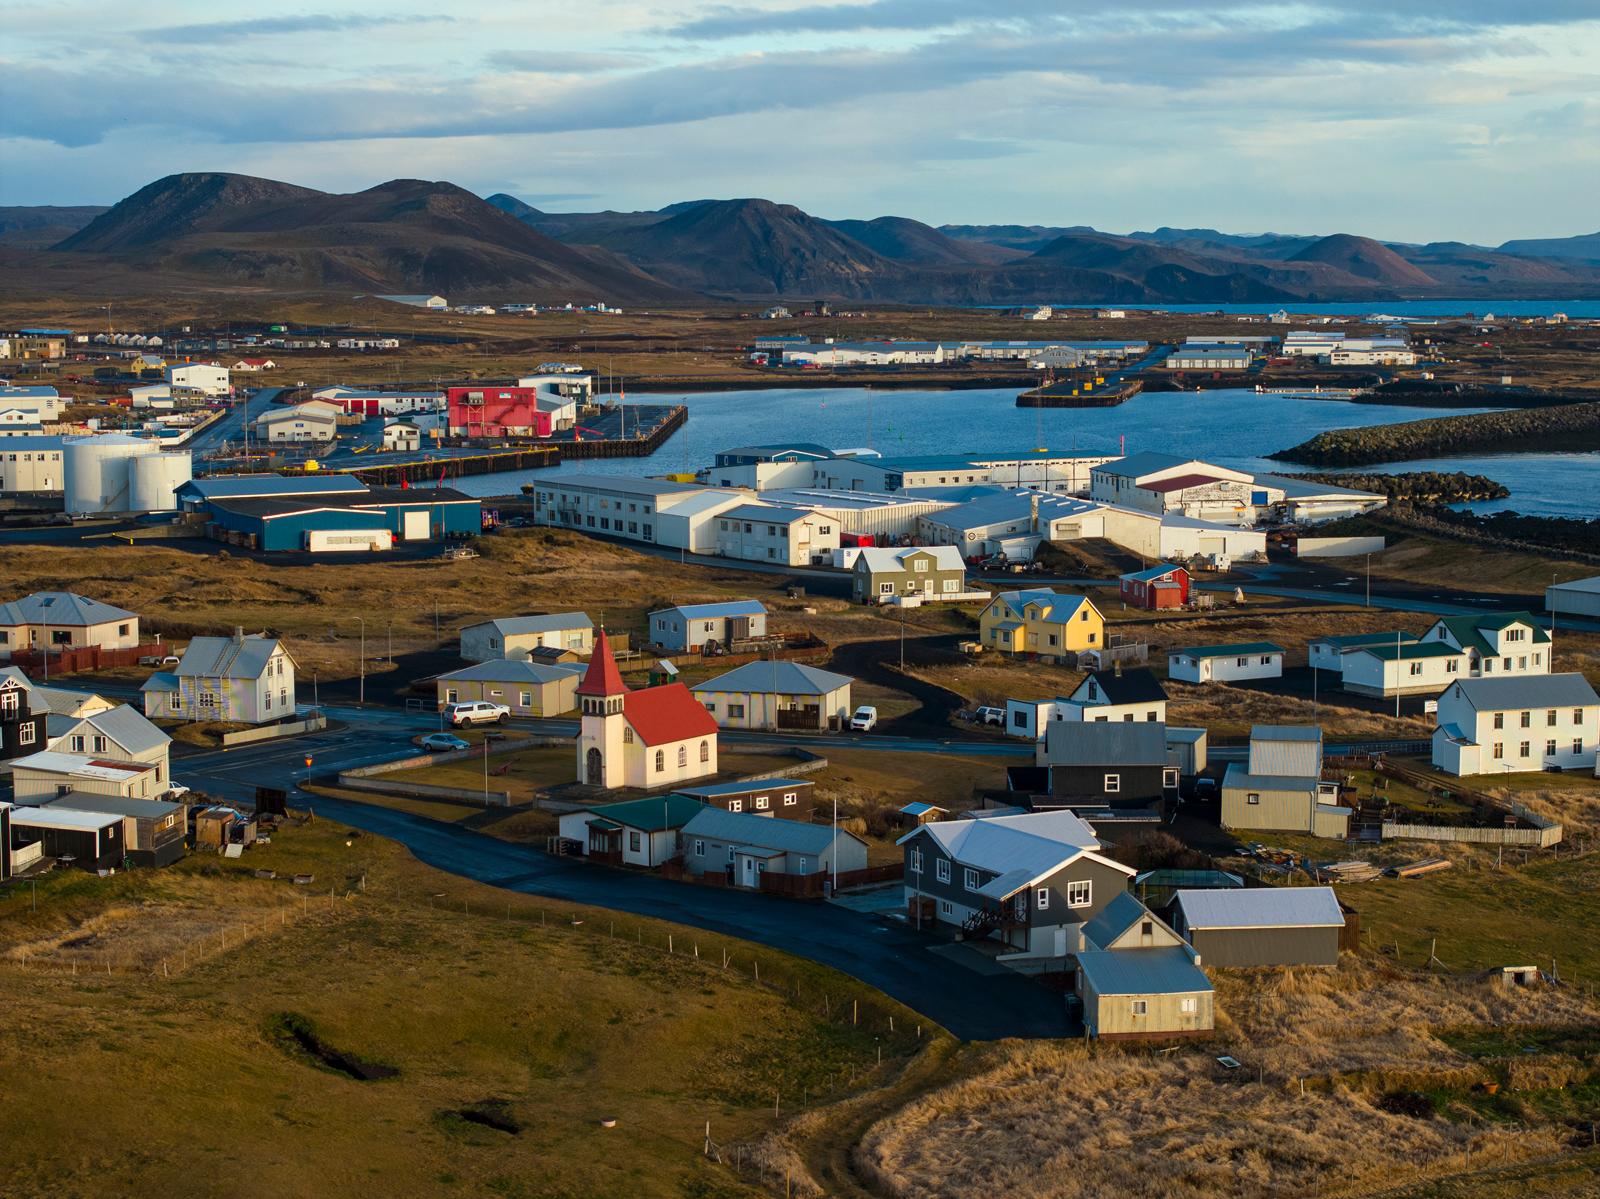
[0,814,942,1198]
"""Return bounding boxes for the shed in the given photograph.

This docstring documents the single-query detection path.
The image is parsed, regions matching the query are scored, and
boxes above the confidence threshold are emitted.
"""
[1547,576,1600,620]
[193,806,256,849]
[1165,727,1208,776]
[7,804,125,871]
[1168,886,1345,968]
[899,802,946,827]
[1075,946,1214,1040]
[44,792,186,867]
[1119,565,1189,610]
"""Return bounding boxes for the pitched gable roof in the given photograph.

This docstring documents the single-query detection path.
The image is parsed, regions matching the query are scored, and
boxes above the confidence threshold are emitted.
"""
[693,661,852,696]
[1071,668,1168,706]
[1173,886,1344,930]
[624,683,719,746]
[1429,611,1550,654]
[1075,946,1211,997]
[175,632,285,680]
[1447,672,1600,711]
[681,806,865,854]
[0,591,136,627]
[989,588,1092,623]
[576,629,626,697]
[463,612,592,637]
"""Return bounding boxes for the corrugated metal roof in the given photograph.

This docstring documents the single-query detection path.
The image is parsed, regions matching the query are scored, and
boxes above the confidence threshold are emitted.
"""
[573,794,706,833]
[681,807,865,855]
[1043,721,1169,766]
[1172,885,1344,930]
[1073,668,1169,706]
[854,545,966,573]
[721,504,813,524]
[1430,611,1550,654]
[462,612,592,637]
[1075,946,1211,997]
[1448,672,1599,711]
[987,588,1091,623]
[900,810,1113,895]
[436,660,586,684]
[7,805,122,831]
[694,661,852,696]
[653,600,768,621]
[176,634,281,680]
[1311,631,1419,649]
[1082,891,1158,949]
[1179,642,1285,658]
[676,778,811,798]
[1222,763,1318,793]
[0,591,137,626]
[1251,725,1322,742]
[45,793,183,819]
[8,751,152,779]
[1095,452,1197,480]
[70,704,171,756]
[1352,642,1464,662]
[140,672,179,692]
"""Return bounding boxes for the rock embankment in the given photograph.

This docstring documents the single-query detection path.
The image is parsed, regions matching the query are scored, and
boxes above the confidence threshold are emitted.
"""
[1286,471,1509,502]
[1271,402,1600,466]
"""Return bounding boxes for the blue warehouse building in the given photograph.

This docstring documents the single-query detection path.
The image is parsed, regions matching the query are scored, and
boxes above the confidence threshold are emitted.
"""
[201,484,481,551]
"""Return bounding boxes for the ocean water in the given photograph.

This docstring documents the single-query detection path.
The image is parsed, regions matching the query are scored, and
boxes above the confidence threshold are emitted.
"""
[983,300,1600,320]
[444,386,1594,517]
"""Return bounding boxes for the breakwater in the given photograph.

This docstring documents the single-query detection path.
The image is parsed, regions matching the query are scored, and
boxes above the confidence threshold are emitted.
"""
[1351,381,1596,410]
[336,448,562,486]
[1284,471,1510,502]
[559,404,686,458]
[1269,401,1600,467]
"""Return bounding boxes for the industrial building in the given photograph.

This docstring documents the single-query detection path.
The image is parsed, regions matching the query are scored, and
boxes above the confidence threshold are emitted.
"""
[0,436,64,492]
[1547,575,1600,620]
[714,505,840,566]
[165,363,230,396]
[446,377,586,438]
[372,294,448,309]
[1163,347,1252,370]
[313,387,445,417]
[176,474,370,510]
[838,451,1117,495]
[254,402,338,443]
[202,486,481,551]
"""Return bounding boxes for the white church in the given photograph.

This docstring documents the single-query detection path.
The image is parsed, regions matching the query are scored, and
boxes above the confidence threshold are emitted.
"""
[575,631,721,789]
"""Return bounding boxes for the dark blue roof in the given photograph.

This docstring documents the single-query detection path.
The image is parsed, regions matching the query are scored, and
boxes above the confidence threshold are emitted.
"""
[178,475,369,500]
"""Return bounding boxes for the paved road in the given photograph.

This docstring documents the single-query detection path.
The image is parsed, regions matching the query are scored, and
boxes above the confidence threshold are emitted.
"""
[182,387,286,455]
[169,723,1063,1041]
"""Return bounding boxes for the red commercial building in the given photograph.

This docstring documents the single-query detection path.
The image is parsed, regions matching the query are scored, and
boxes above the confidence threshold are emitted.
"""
[1119,565,1189,610]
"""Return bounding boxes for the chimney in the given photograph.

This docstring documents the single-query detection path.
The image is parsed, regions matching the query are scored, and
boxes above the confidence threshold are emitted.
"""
[1030,492,1040,534]
[232,626,244,644]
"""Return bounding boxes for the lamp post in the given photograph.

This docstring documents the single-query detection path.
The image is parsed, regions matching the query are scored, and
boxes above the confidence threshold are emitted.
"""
[1366,554,1371,607]
[354,617,365,703]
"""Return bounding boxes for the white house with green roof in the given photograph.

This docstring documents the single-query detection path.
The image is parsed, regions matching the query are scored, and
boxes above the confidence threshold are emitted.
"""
[555,794,706,868]
[1168,642,1284,683]
[1340,640,1468,697]
[1420,611,1550,679]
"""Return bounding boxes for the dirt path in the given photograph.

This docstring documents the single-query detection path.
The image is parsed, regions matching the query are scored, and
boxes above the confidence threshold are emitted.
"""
[826,635,971,738]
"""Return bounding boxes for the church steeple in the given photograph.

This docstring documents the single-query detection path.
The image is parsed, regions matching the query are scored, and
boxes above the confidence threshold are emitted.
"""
[576,629,626,718]
[575,630,628,787]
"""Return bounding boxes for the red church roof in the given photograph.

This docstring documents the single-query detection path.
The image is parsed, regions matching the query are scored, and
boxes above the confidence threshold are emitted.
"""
[576,629,627,697]
[624,684,719,747]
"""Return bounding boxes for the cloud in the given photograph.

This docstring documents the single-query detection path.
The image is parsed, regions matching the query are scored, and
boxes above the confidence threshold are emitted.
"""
[487,51,656,74]
[148,13,454,44]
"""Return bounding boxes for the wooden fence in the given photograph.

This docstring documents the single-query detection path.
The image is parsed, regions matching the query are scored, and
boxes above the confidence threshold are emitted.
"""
[758,863,904,898]
[10,644,152,676]
[1330,754,1563,846]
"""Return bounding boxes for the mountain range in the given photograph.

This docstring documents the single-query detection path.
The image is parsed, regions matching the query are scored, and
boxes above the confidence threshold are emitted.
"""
[3,174,1598,304]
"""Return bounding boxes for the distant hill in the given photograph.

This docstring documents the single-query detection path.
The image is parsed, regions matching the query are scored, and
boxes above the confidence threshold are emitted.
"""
[820,216,1027,265]
[47,174,697,302]
[0,204,109,234]
[1126,226,1317,248]
[485,193,673,240]
[1286,234,1439,288]
[569,198,900,297]
[1389,242,1600,289]
[938,223,1101,252]
[1494,232,1600,262]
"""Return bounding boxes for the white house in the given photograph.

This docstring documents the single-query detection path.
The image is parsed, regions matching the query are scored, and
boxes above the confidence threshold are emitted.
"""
[1339,641,1468,697]
[691,661,853,732]
[458,613,593,662]
[1432,673,1599,777]
[1058,667,1168,724]
[713,504,840,566]
[1168,643,1284,684]
[44,704,171,786]
[143,628,296,724]
[381,420,420,451]
[1420,612,1551,679]
[574,631,720,790]
[682,806,868,887]
[0,592,139,658]
[165,363,230,396]
[557,794,706,868]
[1004,698,1058,739]
[648,601,768,653]
[1307,631,1418,674]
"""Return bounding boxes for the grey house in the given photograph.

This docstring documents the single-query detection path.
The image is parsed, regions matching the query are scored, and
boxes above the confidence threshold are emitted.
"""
[899,810,1136,957]
[649,601,769,653]
[1168,886,1345,967]
[681,806,868,887]
[1039,721,1180,804]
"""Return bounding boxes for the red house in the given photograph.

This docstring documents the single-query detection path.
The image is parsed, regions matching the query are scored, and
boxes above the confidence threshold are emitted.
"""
[1119,565,1189,609]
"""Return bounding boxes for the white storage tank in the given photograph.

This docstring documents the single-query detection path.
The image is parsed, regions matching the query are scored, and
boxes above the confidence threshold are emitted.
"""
[130,452,193,512]
[63,434,160,515]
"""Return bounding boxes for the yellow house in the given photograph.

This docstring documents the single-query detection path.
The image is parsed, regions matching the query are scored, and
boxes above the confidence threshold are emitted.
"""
[979,588,1104,662]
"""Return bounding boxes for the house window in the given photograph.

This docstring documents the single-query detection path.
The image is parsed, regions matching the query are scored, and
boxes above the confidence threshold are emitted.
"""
[964,867,979,891]
[1494,712,1504,729]
[1547,710,1558,726]
[700,741,710,763]
[1237,658,1248,667]
[783,792,796,805]
[1504,658,1513,671]
[1519,741,1530,758]
[629,832,641,852]
[1146,710,1158,722]
[1492,743,1503,758]
[937,859,951,883]
[1546,740,1557,757]
[1164,769,1178,788]
[1047,634,1058,647]
[940,900,952,915]
[1260,656,1272,665]
[728,704,745,718]
[729,800,742,812]
[623,727,634,744]
[70,735,85,752]
[519,692,532,707]
[19,724,34,745]
[1247,792,1260,804]
[694,840,705,856]
[1520,711,1531,728]
[92,736,107,753]
[1013,710,1028,727]
[1575,739,1584,755]
[1578,709,1587,725]
[1087,633,1096,644]
[1067,881,1091,907]
[1180,997,1197,1014]
[943,580,958,593]
[118,623,129,636]
[1534,653,1542,665]
[1409,662,1423,676]
[1036,888,1049,910]
[1104,774,1120,793]
[755,795,769,809]
[654,750,664,772]
[911,849,923,873]
[1131,1000,1147,1016]
[677,745,688,767]
[1080,610,1089,621]
[1446,660,1458,673]
[880,582,893,594]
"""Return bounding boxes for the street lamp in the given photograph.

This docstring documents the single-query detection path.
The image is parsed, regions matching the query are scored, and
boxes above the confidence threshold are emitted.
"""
[354,617,365,703]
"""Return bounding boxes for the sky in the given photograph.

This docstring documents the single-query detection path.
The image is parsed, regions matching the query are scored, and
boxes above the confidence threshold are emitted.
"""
[3,1,1598,243]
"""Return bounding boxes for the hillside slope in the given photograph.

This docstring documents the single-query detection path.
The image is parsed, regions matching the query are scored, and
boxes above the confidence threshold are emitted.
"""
[821,216,1027,265]
[48,174,697,302]
[1286,234,1439,288]
[0,205,109,234]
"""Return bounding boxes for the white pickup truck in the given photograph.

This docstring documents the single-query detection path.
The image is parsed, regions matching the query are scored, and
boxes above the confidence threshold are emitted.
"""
[444,700,510,727]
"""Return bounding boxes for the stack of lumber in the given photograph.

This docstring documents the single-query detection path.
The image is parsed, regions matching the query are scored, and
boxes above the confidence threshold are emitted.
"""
[1389,857,1453,879]
[1320,860,1383,883]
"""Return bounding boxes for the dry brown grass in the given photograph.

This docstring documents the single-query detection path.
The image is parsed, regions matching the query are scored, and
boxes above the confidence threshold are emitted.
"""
[1166,679,1434,741]
[1484,785,1600,840]
[0,897,286,975]
[858,960,1596,1199]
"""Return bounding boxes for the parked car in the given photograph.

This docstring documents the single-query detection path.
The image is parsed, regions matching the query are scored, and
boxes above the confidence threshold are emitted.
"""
[975,706,1006,727]
[420,733,470,752]
[1193,777,1218,802]
[444,701,510,727]
[849,705,878,732]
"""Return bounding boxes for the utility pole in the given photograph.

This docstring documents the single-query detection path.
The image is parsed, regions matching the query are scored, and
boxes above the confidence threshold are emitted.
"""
[355,617,365,703]
[831,792,838,899]
[1366,554,1371,607]
[1396,629,1402,719]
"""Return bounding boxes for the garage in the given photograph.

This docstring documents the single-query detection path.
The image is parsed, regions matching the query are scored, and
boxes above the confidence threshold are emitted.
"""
[403,509,431,540]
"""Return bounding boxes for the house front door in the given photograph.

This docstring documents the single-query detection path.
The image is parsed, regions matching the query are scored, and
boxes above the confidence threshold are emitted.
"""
[586,747,602,785]
[743,857,755,885]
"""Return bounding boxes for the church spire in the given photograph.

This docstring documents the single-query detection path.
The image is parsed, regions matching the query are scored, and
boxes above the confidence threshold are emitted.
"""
[576,628,627,697]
